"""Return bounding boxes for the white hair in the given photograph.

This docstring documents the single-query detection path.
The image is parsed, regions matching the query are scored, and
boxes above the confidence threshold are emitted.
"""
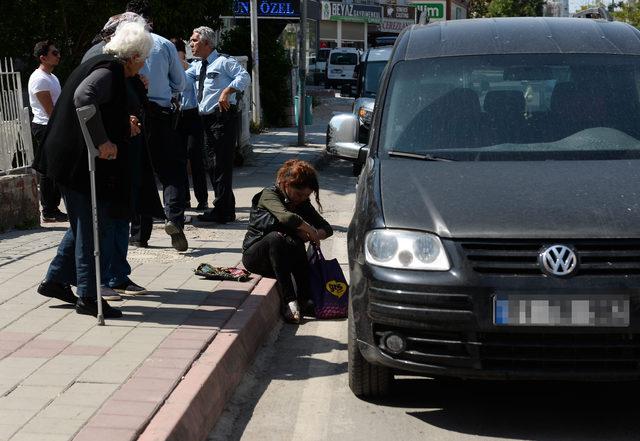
[193,26,216,47]
[103,20,153,60]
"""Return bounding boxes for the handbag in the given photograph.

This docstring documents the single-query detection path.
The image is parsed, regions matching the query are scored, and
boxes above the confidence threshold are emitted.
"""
[308,245,349,319]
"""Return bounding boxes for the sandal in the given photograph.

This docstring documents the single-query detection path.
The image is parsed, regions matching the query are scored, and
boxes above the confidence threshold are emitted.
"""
[283,300,302,324]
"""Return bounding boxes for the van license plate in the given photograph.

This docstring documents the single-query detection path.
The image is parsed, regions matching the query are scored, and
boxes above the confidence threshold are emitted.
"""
[494,295,629,327]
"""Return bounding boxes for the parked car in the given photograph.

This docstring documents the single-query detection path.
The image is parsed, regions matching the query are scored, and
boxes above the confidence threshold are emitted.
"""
[326,46,392,175]
[325,47,360,91]
[328,17,640,397]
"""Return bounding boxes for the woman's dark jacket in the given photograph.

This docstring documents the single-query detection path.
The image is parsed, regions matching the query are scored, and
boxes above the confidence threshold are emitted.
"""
[242,185,333,251]
[33,54,162,219]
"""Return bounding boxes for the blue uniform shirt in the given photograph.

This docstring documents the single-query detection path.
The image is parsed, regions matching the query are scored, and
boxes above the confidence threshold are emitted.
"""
[186,50,250,115]
[139,33,186,107]
[180,61,198,110]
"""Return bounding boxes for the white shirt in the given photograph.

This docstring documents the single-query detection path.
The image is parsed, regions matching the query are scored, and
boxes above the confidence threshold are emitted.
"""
[28,68,61,125]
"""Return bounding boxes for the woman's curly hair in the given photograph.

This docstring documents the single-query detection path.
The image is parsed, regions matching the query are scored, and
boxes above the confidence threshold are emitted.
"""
[276,159,322,211]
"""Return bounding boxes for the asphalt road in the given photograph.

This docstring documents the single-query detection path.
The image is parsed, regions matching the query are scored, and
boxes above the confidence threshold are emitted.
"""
[208,157,640,441]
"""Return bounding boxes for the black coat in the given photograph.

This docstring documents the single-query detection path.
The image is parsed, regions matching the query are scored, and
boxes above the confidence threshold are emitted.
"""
[33,55,130,210]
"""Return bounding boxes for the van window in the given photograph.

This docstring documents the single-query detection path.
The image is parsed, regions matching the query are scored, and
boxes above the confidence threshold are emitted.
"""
[363,61,387,97]
[330,53,358,65]
[379,54,640,161]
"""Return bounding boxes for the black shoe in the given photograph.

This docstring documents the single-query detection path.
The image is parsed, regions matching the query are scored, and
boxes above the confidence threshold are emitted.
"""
[195,202,209,211]
[42,210,68,223]
[76,297,122,318]
[129,240,148,248]
[197,212,236,224]
[301,299,316,318]
[37,280,77,304]
[164,221,188,252]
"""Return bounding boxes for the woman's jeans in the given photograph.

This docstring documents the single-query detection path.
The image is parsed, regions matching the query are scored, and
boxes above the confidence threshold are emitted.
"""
[242,232,310,306]
[45,186,120,298]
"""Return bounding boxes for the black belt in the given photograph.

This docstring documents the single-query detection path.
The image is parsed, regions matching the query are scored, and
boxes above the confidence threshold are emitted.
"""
[180,107,199,117]
[201,105,238,120]
[147,102,173,119]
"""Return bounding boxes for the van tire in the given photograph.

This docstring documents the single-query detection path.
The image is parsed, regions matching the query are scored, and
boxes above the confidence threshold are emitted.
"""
[348,300,392,398]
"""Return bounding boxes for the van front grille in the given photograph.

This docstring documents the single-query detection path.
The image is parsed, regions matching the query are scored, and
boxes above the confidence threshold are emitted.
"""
[458,239,640,276]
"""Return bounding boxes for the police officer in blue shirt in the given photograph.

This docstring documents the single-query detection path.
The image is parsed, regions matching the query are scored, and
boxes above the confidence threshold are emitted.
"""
[124,1,189,251]
[187,26,250,223]
[171,37,209,211]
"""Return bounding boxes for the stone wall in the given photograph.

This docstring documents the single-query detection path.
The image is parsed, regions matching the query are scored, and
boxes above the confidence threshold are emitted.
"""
[0,173,39,232]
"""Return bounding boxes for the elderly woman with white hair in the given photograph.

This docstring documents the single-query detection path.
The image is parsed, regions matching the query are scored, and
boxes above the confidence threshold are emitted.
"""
[34,21,153,318]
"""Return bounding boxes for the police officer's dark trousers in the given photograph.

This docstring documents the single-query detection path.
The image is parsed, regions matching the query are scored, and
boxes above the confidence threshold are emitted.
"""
[32,122,62,216]
[131,104,187,244]
[201,106,237,219]
[177,107,208,207]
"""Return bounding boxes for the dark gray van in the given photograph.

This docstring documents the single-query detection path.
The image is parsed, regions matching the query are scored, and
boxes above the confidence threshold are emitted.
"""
[337,17,640,397]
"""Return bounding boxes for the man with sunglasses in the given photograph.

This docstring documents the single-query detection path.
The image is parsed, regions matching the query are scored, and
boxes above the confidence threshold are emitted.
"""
[28,40,67,223]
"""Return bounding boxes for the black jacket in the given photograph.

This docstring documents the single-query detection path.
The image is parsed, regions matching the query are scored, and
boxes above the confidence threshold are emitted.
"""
[242,185,333,251]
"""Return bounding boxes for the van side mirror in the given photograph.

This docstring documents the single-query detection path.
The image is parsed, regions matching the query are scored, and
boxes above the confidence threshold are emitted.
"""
[326,113,365,159]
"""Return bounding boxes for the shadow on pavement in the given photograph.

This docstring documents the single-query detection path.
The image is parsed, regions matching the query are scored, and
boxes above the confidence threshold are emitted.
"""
[376,377,640,440]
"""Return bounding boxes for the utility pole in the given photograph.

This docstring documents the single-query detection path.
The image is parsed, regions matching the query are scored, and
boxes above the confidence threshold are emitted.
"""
[297,0,307,146]
[250,0,261,126]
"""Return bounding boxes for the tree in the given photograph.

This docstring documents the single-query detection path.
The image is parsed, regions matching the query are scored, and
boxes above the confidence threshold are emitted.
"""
[613,2,640,27]
[487,0,545,17]
[0,0,231,82]
[219,21,292,127]
[468,0,491,18]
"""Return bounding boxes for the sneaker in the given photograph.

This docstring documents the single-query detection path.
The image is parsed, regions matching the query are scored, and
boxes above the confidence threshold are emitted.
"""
[42,211,68,223]
[164,221,188,252]
[128,240,149,248]
[37,280,77,304]
[76,297,122,319]
[283,300,301,324]
[100,286,122,301]
[112,281,147,296]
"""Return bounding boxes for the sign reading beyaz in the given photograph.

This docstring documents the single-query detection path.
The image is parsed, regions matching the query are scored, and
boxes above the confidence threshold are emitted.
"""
[234,0,300,17]
[321,1,381,23]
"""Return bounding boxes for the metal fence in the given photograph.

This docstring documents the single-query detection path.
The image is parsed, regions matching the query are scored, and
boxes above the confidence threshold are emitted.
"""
[0,58,33,176]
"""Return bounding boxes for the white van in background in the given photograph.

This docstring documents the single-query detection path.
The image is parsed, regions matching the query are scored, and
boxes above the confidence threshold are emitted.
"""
[326,47,360,91]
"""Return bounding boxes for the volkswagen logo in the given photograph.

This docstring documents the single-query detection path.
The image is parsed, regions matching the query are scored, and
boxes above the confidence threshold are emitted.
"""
[539,245,578,277]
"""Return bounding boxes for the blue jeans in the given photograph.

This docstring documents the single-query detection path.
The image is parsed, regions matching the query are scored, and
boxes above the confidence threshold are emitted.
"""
[102,218,132,288]
[45,186,116,298]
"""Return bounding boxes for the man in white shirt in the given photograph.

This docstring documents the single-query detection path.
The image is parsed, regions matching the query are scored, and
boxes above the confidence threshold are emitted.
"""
[28,40,67,223]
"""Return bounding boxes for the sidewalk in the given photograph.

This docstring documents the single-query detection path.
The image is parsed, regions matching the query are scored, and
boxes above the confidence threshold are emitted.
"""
[0,115,335,441]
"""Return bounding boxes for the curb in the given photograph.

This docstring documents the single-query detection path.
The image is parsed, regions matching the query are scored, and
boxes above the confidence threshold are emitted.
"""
[137,277,281,441]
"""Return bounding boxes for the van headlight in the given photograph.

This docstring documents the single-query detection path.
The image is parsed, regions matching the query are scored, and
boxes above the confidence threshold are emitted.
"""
[364,230,450,270]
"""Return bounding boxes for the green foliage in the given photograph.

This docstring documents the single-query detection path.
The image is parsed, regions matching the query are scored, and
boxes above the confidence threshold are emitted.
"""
[613,2,640,27]
[0,0,231,83]
[487,0,545,17]
[219,22,292,127]
[468,0,491,18]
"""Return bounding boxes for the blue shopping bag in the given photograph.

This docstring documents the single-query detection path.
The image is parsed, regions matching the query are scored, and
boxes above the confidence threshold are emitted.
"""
[308,245,348,319]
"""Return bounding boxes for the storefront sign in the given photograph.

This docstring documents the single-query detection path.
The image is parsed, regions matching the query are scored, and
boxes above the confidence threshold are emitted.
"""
[321,1,381,23]
[382,4,416,20]
[233,0,300,17]
[380,4,416,33]
[411,1,446,20]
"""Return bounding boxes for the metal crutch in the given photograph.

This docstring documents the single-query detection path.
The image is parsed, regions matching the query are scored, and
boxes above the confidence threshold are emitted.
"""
[76,105,105,325]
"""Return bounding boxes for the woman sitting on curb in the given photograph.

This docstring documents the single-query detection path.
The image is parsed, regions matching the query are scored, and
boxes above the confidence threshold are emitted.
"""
[242,159,333,324]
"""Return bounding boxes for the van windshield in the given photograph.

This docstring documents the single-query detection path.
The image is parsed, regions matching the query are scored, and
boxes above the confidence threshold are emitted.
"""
[330,53,358,65]
[363,61,387,97]
[379,54,640,161]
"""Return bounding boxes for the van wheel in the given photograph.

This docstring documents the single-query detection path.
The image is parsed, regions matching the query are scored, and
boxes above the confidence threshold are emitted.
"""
[348,301,392,398]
